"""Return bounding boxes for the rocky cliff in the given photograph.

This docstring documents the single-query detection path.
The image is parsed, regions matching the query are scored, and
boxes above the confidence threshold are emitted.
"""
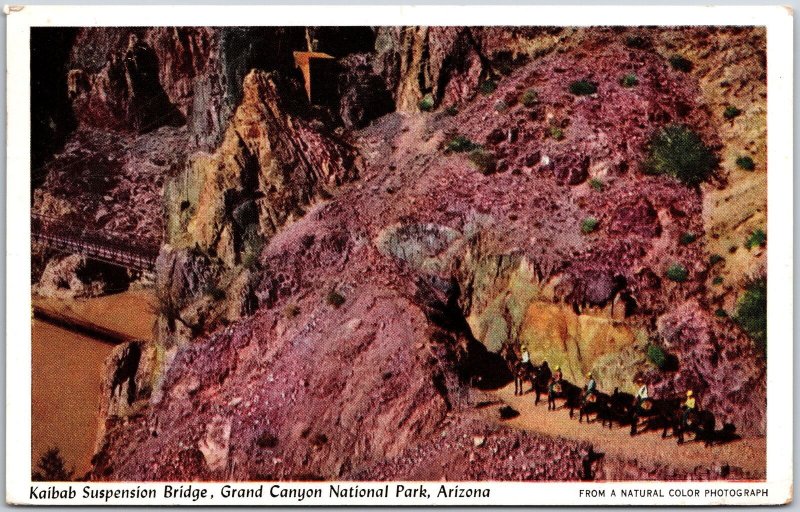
[31,26,766,481]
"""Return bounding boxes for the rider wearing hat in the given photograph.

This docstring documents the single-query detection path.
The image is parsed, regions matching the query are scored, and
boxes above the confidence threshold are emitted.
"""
[584,372,597,401]
[634,376,649,408]
[548,365,563,400]
[682,390,697,427]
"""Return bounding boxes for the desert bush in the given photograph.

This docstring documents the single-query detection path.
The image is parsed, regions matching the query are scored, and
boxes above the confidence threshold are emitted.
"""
[520,88,539,107]
[588,178,605,191]
[715,308,728,318]
[620,73,638,87]
[32,447,74,481]
[735,155,755,171]
[709,253,725,266]
[580,217,599,234]
[446,135,479,153]
[744,228,767,249]
[712,276,724,286]
[644,124,717,186]
[679,232,697,245]
[444,105,459,116]
[327,289,346,308]
[669,54,693,72]
[723,105,742,120]
[646,344,676,371]
[468,149,497,175]
[625,35,650,49]
[569,79,597,96]
[665,263,689,282]
[479,79,497,95]
[548,126,565,141]
[418,93,435,112]
[256,431,279,449]
[735,277,767,353]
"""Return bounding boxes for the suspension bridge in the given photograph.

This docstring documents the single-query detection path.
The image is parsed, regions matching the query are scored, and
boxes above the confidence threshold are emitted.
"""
[31,212,159,272]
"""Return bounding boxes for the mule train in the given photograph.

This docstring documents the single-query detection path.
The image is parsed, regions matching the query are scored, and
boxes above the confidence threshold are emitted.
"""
[501,348,739,447]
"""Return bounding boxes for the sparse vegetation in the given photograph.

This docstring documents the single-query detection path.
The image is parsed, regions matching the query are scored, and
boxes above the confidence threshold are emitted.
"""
[669,54,693,72]
[644,124,717,186]
[446,135,479,153]
[620,73,638,87]
[418,93,435,112]
[444,105,459,116]
[735,277,767,353]
[580,217,599,234]
[468,149,497,175]
[744,228,767,250]
[588,178,605,191]
[520,88,539,107]
[736,155,755,171]
[723,105,742,120]
[283,303,300,319]
[715,308,728,318]
[712,276,724,285]
[326,289,346,308]
[646,344,676,371]
[548,126,565,141]
[665,263,689,283]
[32,447,74,481]
[679,232,697,245]
[625,35,650,49]
[709,253,725,266]
[479,79,497,95]
[569,79,597,96]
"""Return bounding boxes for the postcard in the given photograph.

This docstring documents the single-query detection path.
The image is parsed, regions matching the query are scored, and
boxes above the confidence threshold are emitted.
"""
[6,4,793,506]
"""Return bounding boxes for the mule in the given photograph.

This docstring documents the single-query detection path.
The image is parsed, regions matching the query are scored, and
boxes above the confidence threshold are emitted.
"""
[579,390,611,425]
[547,379,581,418]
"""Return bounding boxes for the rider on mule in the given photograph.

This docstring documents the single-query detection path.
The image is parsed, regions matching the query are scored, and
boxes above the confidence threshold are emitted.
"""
[520,346,530,365]
[548,365,563,401]
[583,372,597,402]
[681,390,697,428]
[634,376,649,409]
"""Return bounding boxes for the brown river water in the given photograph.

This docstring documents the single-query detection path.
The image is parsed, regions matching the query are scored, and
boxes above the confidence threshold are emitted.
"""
[31,289,155,477]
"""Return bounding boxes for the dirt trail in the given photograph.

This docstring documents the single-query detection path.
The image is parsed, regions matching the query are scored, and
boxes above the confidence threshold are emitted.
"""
[483,384,765,477]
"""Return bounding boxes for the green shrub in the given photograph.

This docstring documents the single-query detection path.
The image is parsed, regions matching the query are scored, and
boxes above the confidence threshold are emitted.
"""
[446,135,479,153]
[326,290,346,308]
[588,178,605,191]
[644,124,717,186]
[735,155,755,171]
[625,35,649,49]
[744,228,766,249]
[520,88,539,107]
[444,105,459,116]
[581,217,599,234]
[479,79,497,95]
[569,79,598,96]
[723,105,742,120]
[468,149,497,175]
[712,276,724,285]
[665,263,689,282]
[646,344,672,370]
[679,232,697,245]
[715,308,728,318]
[709,254,725,266]
[735,277,767,352]
[418,93,435,112]
[669,54,693,72]
[32,447,74,481]
[620,74,638,87]
[548,126,565,141]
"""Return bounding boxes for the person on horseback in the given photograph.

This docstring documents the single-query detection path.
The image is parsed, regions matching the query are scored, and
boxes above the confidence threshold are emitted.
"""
[681,389,697,428]
[548,365,563,401]
[634,376,649,408]
[583,372,597,402]
[520,346,530,365]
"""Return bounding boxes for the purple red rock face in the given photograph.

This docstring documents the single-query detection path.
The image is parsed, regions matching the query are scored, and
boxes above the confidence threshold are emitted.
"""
[31,26,766,481]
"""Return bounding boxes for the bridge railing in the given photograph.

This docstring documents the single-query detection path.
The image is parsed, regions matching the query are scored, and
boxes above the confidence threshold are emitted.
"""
[31,212,160,272]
